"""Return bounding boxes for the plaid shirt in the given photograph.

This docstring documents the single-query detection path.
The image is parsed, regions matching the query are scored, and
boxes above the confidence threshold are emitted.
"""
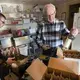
[36,18,70,48]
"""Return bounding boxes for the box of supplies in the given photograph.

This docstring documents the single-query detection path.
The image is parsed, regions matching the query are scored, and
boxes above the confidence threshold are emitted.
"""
[26,57,80,80]
[63,50,80,59]
[14,36,30,46]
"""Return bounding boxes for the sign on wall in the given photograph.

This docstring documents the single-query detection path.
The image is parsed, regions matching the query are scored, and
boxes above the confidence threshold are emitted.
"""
[0,3,23,13]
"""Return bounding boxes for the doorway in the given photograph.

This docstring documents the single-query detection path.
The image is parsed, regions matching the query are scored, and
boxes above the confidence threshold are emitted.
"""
[68,3,80,30]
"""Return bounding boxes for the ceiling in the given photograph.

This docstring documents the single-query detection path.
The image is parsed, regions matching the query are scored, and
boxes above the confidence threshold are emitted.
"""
[0,0,67,4]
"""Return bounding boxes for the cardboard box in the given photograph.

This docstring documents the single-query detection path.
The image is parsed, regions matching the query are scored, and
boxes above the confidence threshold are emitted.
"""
[14,36,30,46]
[63,50,80,59]
[26,59,47,80]
[26,58,80,80]
[4,72,19,80]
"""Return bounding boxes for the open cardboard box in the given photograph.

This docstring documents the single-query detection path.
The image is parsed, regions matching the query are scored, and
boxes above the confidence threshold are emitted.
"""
[26,57,80,80]
[63,50,80,58]
[57,47,80,59]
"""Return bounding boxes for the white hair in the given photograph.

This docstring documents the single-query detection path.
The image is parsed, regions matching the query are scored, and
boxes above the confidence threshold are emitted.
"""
[43,3,56,15]
[42,3,56,21]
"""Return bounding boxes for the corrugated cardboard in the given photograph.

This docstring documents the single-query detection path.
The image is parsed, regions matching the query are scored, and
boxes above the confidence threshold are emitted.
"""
[26,58,47,80]
[48,57,79,75]
[57,47,64,58]
[4,72,19,80]
[26,57,80,80]
[63,50,80,58]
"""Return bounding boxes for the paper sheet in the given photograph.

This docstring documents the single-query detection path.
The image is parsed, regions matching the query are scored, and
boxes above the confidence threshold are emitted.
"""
[1,38,12,48]
[72,34,80,51]
[19,45,28,56]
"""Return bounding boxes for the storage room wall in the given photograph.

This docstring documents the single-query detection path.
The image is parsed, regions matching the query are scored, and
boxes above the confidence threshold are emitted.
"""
[0,3,36,31]
[55,0,80,27]
[0,3,45,31]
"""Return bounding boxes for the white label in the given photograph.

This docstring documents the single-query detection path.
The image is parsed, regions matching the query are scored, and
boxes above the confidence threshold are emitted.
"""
[63,38,72,49]
[19,45,28,56]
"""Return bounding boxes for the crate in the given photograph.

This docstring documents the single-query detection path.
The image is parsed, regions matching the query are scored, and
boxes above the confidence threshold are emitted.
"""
[26,58,80,80]
[63,50,80,59]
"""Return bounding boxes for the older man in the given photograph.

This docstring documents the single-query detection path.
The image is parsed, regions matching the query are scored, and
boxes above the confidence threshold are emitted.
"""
[36,3,78,57]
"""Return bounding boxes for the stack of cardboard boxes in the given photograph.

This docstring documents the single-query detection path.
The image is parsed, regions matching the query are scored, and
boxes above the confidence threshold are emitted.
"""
[26,55,80,80]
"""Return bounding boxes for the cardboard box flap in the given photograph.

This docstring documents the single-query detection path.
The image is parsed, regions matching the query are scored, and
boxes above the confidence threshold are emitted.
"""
[64,58,80,75]
[26,58,47,80]
[48,57,79,75]
[4,72,19,80]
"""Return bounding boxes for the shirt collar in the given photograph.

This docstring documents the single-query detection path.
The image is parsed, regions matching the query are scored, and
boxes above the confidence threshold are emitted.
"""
[45,18,58,24]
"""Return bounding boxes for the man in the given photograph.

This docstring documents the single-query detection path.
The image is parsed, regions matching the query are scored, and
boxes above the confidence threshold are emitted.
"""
[0,13,15,80]
[36,3,78,57]
[0,13,15,64]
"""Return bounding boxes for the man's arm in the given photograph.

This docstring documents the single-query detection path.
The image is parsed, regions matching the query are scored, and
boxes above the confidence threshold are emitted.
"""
[35,23,44,47]
[0,50,8,61]
[61,21,78,49]
[61,21,78,37]
[60,21,70,36]
[0,50,15,65]
[35,23,51,50]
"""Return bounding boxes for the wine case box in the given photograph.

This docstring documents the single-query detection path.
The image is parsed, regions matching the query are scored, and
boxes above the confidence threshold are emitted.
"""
[63,50,80,59]
[26,57,80,80]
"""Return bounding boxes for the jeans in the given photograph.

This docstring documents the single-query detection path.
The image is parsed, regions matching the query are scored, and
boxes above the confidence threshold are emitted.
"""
[0,64,9,80]
[43,47,57,57]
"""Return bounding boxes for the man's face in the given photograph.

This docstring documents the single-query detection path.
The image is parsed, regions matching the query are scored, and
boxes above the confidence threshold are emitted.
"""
[0,16,5,28]
[46,7,56,23]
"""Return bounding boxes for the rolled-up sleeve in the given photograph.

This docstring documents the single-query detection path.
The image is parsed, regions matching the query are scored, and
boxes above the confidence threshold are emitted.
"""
[61,21,70,36]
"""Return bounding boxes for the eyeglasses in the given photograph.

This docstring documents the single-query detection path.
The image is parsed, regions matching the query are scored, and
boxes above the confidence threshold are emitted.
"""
[0,20,5,24]
[0,18,5,24]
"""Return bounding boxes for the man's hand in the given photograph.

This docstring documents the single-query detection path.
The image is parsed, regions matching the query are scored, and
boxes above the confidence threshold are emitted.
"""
[70,27,78,37]
[42,44,50,50]
[11,58,28,68]
[6,57,16,65]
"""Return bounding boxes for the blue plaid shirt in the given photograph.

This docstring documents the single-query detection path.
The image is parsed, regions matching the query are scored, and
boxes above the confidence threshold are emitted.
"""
[36,19,70,48]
